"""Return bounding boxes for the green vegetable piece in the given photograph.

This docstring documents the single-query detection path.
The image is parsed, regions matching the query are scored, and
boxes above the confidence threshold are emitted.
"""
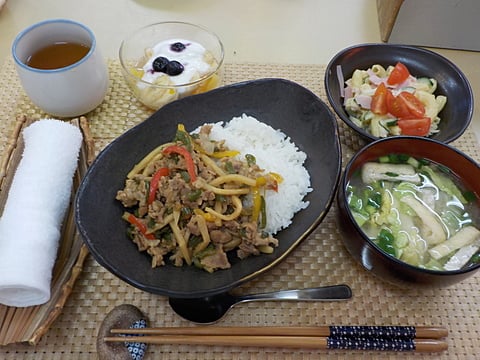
[187,189,202,202]
[471,252,480,264]
[215,194,226,203]
[421,166,467,204]
[195,243,216,259]
[367,193,382,210]
[224,161,235,174]
[348,193,365,213]
[351,210,369,227]
[180,170,191,183]
[259,195,267,229]
[188,235,203,248]
[245,154,256,166]
[423,258,445,271]
[463,191,477,203]
[417,158,430,166]
[174,128,193,151]
[387,154,410,164]
[378,156,390,163]
[406,156,420,168]
[376,228,396,257]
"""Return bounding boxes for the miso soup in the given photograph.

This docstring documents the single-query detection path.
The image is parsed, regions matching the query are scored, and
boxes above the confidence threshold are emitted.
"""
[347,153,480,271]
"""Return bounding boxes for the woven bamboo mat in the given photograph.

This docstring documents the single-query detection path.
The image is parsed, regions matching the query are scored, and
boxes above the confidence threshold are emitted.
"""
[0,58,479,359]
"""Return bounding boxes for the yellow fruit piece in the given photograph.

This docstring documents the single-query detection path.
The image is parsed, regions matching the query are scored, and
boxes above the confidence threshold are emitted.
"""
[192,74,220,95]
[130,67,144,79]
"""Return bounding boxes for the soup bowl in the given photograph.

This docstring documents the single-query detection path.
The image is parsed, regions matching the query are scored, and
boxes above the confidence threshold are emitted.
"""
[337,136,480,287]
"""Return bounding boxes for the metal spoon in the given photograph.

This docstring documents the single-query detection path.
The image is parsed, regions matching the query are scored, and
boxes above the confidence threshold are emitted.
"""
[168,284,352,324]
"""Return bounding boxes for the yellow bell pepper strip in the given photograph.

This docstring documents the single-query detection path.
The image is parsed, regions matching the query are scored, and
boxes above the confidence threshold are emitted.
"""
[255,176,267,187]
[123,212,155,240]
[162,145,197,183]
[148,167,169,205]
[252,187,262,223]
[210,150,240,158]
[267,172,283,192]
[256,172,283,191]
[193,208,217,222]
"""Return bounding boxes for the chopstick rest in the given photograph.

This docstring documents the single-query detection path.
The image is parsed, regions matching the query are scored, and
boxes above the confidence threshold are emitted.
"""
[0,119,83,307]
[97,304,149,360]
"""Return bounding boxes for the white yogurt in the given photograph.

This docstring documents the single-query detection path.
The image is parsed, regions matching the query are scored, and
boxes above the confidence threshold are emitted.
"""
[141,38,214,86]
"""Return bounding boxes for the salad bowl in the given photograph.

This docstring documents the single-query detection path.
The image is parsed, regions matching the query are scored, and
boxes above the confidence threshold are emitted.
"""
[324,43,473,143]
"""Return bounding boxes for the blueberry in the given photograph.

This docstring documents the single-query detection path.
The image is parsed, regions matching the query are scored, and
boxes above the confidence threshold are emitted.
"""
[165,60,184,76]
[152,57,169,72]
[170,42,186,52]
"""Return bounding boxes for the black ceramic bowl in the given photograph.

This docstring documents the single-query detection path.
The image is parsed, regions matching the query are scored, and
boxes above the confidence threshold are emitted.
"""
[325,43,474,143]
[75,78,342,298]
[337,136,480,288]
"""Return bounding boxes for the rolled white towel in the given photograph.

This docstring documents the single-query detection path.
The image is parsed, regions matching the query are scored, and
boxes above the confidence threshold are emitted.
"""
[0,119,83,307]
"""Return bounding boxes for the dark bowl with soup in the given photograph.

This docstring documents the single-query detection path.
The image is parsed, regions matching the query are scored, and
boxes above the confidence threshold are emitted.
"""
[337,136,480,287]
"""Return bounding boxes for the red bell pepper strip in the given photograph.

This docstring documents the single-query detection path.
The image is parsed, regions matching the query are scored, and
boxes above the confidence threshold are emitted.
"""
[148,167,169,204]
[124,213,155,240]
[162,145,197,183]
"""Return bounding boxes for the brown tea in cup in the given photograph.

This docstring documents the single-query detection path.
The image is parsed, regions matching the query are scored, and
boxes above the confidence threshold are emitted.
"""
[12,19,109,117]
[25,41,90,70]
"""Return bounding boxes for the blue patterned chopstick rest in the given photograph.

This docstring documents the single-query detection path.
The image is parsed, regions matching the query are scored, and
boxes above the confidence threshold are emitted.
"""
[329,326,416,340]
[124,319,148,360]
[327,337,415,351]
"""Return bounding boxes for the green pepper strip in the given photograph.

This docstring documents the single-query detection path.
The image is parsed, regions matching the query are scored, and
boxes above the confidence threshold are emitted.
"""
[148,167,169,205]
[259,195,267,229]
[162,145,197,183]
[124,213,155,240]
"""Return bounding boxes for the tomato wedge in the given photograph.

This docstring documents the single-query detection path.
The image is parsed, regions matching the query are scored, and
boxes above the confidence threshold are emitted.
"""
[386,90,411,118]
[397,91,425,117]
[397,117,431,136]
[371,82,388,115]
[387,62,410,85]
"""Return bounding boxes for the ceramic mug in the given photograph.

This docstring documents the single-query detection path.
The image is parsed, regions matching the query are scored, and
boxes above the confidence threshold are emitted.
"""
[12,19,109,117]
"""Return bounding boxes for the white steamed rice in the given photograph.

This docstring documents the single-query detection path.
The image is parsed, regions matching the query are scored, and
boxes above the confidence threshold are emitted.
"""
[201,114,312,234]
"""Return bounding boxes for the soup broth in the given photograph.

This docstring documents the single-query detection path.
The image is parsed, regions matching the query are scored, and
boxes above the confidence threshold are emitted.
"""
[347,153,480,271]
[26,42,90,70]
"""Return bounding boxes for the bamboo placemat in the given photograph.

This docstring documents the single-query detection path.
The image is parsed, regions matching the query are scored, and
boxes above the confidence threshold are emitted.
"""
[0,58,479,359]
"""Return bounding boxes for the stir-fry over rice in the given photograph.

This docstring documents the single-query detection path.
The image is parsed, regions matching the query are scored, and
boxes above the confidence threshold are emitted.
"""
[116,114,311,272]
